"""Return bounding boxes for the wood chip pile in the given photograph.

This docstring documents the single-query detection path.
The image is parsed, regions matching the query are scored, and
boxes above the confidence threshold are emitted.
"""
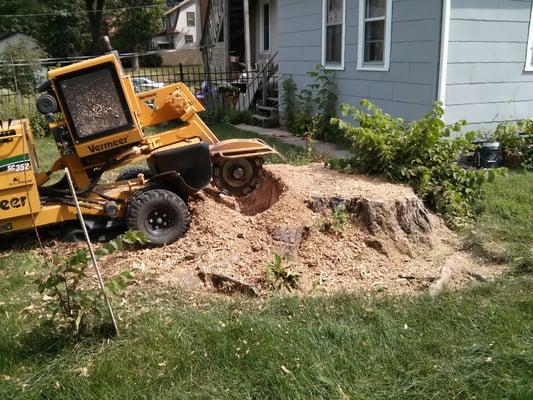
[103,163,503,296]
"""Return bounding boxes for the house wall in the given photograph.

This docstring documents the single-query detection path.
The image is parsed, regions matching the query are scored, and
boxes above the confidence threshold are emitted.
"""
[444,0,533,131]
[277,0,442,121]
[0,33,41,54]
[254,0,279,65]
[172,1,202,49]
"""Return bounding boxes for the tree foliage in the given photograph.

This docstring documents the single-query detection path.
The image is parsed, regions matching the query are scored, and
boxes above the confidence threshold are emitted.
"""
[112,0,165,53]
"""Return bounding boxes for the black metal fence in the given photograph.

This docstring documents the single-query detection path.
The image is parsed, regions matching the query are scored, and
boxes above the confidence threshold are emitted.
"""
[0,61,278,124]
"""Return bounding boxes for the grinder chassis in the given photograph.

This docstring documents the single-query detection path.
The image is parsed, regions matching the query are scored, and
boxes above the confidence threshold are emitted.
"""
[0,52,277,245]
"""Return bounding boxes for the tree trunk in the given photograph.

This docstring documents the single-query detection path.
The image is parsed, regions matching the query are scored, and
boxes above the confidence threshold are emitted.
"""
[132,45,140,71]
[86,0,106,55]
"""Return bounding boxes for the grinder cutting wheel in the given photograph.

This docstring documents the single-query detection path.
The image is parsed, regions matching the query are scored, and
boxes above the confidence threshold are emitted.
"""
[0,37,279,245]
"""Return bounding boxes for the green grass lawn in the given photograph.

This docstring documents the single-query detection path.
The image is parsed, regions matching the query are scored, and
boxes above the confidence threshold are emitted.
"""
[0,127,531,399]
[0,250,531,399]
[466,171,533,272]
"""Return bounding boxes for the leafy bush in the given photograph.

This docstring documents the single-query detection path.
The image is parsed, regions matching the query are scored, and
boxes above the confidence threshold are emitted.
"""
[0,95,48,137]
[331,100,500,227]
[281,66,343,142]
[37,231,148,336]
[492,121,532,169]
[0,40,47,95]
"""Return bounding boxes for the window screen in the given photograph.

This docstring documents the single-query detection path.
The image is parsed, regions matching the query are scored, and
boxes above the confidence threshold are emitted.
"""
[325,0,343,64]
[56,63,132,141]
[262,1,270,52]
[364,0,386,63]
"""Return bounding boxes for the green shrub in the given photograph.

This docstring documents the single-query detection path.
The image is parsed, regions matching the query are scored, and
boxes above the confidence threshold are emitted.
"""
[37,231,148,336]
[331,100,501,227]
[492,121,532,169]
[0,41,47,95]
[0,95,48,137]
[281,66,343,142]
[224,108,253,125]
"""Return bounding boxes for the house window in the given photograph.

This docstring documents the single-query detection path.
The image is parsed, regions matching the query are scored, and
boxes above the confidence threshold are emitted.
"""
[525,4,533,71]
[261,0,271,53]
[186,11,195,27]
[184,35,194,44]
[322,0,346,70]
[163,16,171,30]
[357,0,392,71]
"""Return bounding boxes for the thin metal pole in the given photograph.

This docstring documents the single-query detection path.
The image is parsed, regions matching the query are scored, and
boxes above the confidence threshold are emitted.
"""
[243,0,252,72]
[63,168,120,336]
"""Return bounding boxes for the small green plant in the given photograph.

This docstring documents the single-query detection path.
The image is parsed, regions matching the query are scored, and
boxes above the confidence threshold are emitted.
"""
[331,100,503,227]
[492,121,532,169]
[281,75,299,132]
[265,254,300,291]
[37,230,148,335]
[318,203,349,234]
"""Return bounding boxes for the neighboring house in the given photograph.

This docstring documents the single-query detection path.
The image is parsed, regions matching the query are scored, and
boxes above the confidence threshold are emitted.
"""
[152,0,202,50]
[204,0,279,70]
[277,0,533,130]
[0,32,42,56]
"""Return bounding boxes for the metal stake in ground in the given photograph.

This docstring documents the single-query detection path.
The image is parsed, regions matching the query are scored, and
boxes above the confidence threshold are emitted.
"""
[63,168,120,336]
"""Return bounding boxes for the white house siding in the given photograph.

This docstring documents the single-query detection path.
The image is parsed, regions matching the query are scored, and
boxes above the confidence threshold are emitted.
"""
[444,0,533,131]
[172,1,202,48]
[277,0,442,121]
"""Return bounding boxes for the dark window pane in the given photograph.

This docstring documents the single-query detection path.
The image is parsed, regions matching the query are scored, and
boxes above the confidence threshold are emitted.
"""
[364,41,384,62]
[366,0,386,18]
[263,3,270,51]
[327,0,342,24]
[326,25,342,63]
[365,20,384,42]
[187,12,195,27]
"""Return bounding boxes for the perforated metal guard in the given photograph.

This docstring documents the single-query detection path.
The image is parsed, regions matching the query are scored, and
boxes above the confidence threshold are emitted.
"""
[57,65,131,140]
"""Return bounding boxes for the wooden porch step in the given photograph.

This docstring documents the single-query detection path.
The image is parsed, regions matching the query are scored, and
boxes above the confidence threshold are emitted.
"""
[256,105,279,114]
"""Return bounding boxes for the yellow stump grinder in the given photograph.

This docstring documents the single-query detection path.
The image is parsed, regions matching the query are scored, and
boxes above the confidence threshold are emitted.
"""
[0,45,278,245]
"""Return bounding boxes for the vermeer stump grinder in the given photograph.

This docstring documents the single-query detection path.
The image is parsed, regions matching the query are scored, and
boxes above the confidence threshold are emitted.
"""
[0,49,278,245]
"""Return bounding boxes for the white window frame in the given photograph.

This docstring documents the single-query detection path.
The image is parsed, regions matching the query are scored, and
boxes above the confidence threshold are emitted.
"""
[321,0,346,70]
[525,3,533,71]
[184,34,194,44]
[260,0,271,54]
[357,0,393,72]
[186,11,195,27]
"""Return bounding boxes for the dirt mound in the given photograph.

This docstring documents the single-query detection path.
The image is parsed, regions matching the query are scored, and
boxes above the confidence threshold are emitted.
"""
[104,163,503,295]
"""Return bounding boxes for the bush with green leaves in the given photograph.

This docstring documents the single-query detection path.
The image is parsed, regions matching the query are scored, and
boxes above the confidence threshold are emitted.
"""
[37,231,148,336]
[492,120,532,169]
[331,100,501,227]
[0,41,47,95]
[281,66,343,142]
[0,95,48,137]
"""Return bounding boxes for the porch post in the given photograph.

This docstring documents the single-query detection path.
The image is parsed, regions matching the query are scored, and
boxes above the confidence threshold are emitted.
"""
[224,0,230,69]
[243,0,252,71]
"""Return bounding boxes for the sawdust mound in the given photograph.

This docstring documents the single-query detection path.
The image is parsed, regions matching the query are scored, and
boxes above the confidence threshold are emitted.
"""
[106,163,503,295]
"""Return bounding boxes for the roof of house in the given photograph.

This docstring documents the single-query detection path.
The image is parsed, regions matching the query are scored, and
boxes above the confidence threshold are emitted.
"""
[0,32,20,42]
[164,0,193,16]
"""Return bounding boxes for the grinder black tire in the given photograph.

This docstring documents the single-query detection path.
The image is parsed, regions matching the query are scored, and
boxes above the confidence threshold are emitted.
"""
[126,189,190,246]
[116,167,153,182]
[213,157,262,197]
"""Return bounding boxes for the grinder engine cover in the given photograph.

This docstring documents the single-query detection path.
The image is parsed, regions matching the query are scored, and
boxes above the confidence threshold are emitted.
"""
[149,142,212,197]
